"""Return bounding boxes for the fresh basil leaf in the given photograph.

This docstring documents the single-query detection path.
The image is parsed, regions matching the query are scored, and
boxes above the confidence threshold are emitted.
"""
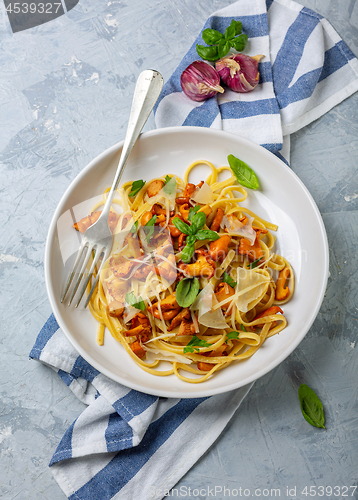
[176,277,200,308]
[202,28,224,45]
[228,154,259,190]
[227,331,240,340]
[130,220,138,234]
[240,323,247,332]
[190,211,206,234]
[187,205,201,222]
[233,20,243,35]
[222,271,237,288]
[298,384,325,429]
[231,34,248,52]
[162,176,177,196]
[144,215,157,243]
[187,234,196,246]
[250,257,263,269]
[225,21,236,40]
[129,179,145,197]
[125,292,146,311]
[183,334,212,354]
[172,217,191,235]
[164,175,171,184]
[195,229,220,241]
[196,44,219,62]
[218,40,231,59]
[181,242,195,263]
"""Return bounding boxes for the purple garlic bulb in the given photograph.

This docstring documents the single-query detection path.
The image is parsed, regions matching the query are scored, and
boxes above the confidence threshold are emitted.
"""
[215,54,264,93]
[180,60,224,102]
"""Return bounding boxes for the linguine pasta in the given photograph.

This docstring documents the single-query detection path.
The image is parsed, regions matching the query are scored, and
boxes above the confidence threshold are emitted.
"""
[73,160,294,383]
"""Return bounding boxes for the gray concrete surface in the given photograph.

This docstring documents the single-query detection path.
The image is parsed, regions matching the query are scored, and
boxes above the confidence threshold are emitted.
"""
[0,0,357,498]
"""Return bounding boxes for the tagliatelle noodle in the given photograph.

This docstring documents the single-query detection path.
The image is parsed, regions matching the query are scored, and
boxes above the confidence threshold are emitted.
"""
[79,159,294,383]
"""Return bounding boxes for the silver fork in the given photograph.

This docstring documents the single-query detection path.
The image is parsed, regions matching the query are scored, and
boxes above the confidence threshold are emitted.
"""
[61,69,164,307]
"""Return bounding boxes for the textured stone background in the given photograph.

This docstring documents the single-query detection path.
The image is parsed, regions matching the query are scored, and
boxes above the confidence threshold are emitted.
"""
[0,0,357,498]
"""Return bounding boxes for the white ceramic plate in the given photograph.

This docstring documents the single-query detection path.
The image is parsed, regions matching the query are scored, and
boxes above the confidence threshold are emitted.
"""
[45,127,329,398]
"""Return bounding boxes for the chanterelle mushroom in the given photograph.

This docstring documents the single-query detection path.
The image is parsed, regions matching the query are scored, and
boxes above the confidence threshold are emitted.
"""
[168,308,191,331]
[215,282,235,311]
[104,275,128,317]
[179,254,216,279]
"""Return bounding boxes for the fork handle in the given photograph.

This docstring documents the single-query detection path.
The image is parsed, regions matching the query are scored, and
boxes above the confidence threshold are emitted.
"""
[101,69,164,219]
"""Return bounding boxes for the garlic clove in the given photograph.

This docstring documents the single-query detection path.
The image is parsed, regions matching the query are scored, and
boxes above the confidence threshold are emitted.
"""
[215,54,264,93]
[181,60,224,102]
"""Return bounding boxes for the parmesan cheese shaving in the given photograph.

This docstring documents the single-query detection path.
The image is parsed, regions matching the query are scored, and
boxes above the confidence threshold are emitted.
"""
[221,214,256,245]
[191,181,215,205]
[190,283,228,329]
[142,345,192,364]
[123,306,139,324]
[145,332,179,343]
[234,268,270,313]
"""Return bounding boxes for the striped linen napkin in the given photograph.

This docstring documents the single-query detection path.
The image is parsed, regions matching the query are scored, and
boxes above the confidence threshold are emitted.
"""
[155,0,358,164]
[30,1,358,499]
[30,315,252,499]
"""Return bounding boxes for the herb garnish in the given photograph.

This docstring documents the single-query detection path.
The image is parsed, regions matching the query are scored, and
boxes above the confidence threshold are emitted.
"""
[197,20,248,61]
[222,271,237,288]
[227,325,246,340]
[184,335,212,354]
[144,215,157,243]
[228,154,259,190]
[172,217,191,235]
[130,220,138,234]
[298,384,325,429]
[187,206,201,222]
[162,176,177,196]
[227,331,240,340]
[129,179,145,197]
[173,211,219,263]
[125,292,146,311]
[176,277,200,308]
[250,257,263,269]
[164,175,171,184]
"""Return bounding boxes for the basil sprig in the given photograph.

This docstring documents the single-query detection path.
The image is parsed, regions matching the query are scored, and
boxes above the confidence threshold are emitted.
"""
[196,19,248,62]
[129,179,145,197]
[184,335,212,354]
[222,271,237,288]
[228,154,259,190]
[298,384,325,429]
[173,211,219,263]
[125,292,146,311]
[176,277,200,308]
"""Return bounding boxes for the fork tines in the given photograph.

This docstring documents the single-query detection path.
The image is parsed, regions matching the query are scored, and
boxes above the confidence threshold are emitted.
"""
[61,240,108,308]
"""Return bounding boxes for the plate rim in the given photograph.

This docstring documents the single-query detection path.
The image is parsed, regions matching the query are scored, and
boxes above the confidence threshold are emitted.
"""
[44,126,329,398]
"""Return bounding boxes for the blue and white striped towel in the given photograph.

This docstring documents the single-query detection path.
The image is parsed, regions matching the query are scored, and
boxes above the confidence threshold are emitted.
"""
[31,1,358,499]
[155,0,358,164]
